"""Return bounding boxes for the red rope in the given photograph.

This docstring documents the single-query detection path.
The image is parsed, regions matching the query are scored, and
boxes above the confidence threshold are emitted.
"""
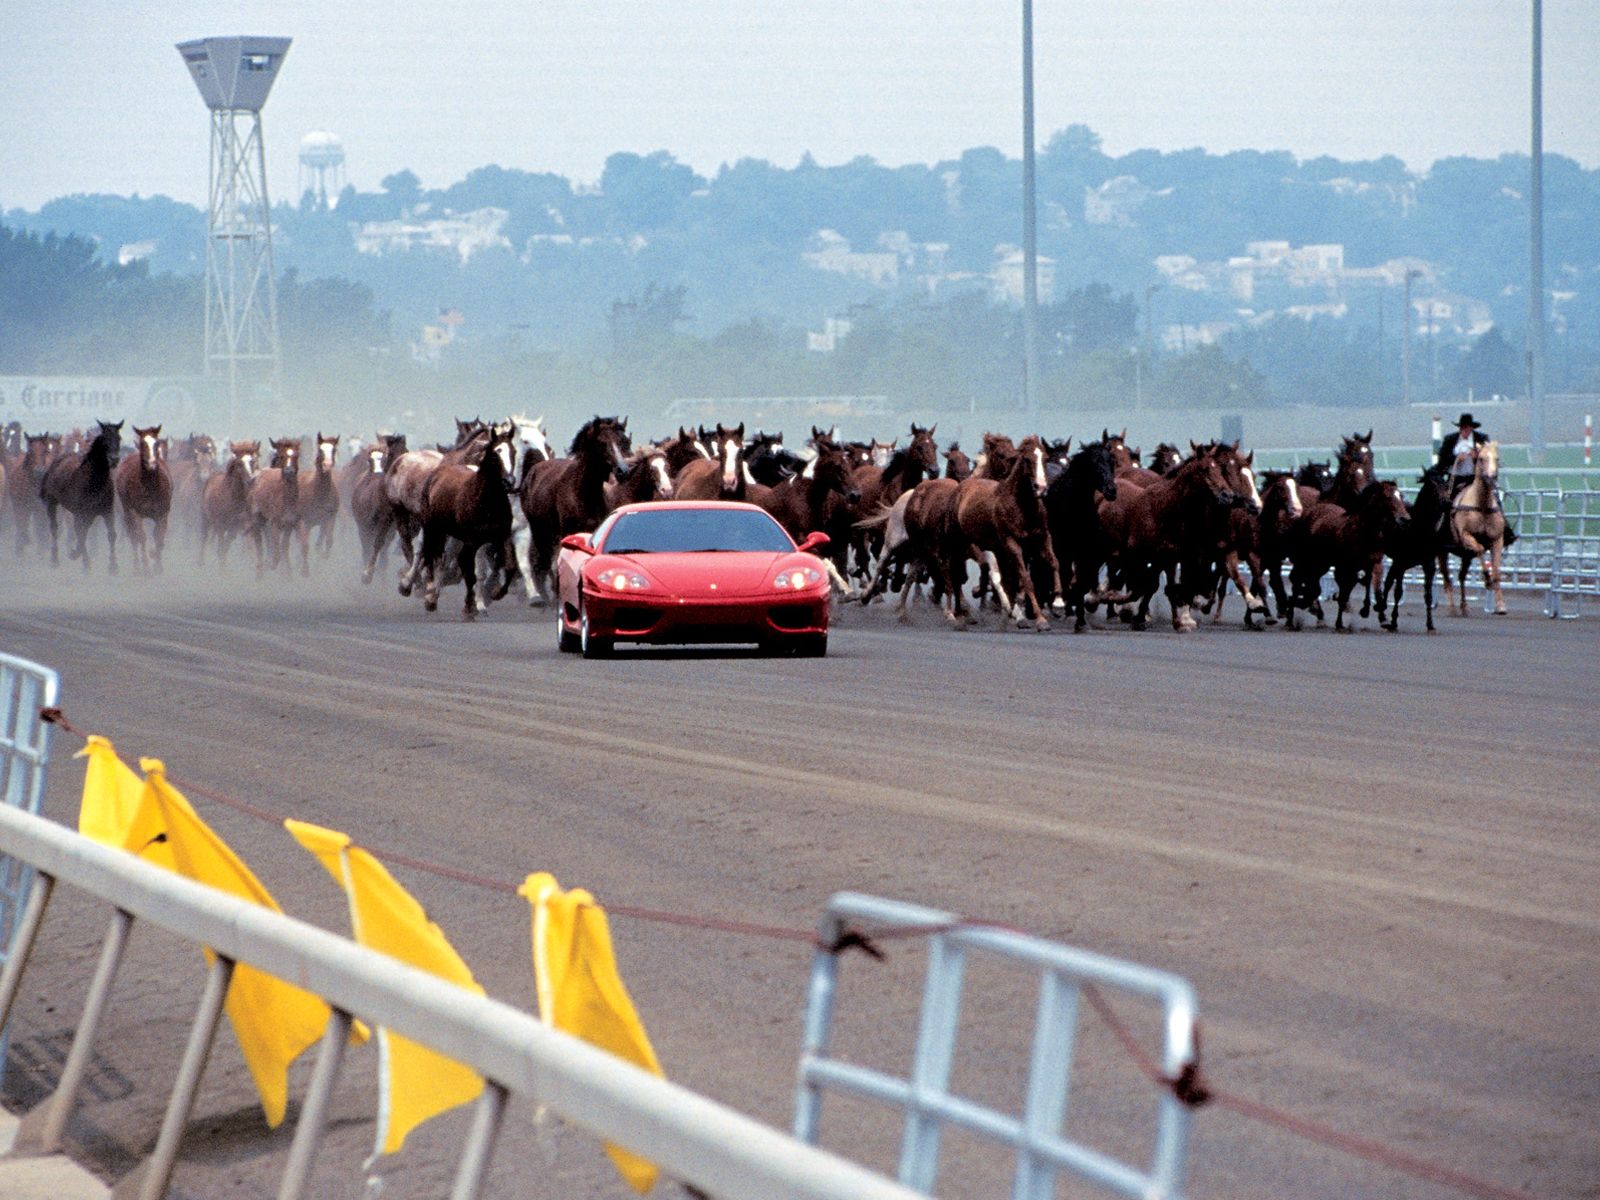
[36,705,1543,1200]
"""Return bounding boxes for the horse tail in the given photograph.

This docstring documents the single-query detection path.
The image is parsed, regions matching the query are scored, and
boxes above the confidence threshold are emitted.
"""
[854,504,894,531]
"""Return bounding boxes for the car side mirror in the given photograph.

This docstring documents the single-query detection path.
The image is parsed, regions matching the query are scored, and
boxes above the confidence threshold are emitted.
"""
[560,533,593,553]
[797,531,830,553]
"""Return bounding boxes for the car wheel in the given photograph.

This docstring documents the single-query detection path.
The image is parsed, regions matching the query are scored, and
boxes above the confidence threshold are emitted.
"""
[795,633,827,657]
[579,603,612,659]
[557,608,580,653]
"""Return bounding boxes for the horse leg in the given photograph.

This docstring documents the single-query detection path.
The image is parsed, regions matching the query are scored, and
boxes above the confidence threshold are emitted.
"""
[458,541,479,621]
[420,526,445,612]
[1333,568,1355,632]
[297,521,311,577]
[1383,565,1404,631]
[1488,541,1507,614]
[102,510,117,575]
[1365,558,1385,618]
[152,515,167,575]
[1005,539,1050,630]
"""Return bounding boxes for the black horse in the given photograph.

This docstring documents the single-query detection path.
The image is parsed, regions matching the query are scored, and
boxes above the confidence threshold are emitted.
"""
[41,419,123,571]
[1038,440,1117,633]
[1377,465,1452,633]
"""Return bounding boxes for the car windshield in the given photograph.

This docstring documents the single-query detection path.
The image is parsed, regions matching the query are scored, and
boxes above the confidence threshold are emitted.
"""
[602,508,794,554]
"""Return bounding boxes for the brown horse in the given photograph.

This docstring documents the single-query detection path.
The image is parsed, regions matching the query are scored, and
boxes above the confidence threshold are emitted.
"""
[199,441,260,566]
[1441,439,1508,616]
[1103,428,1163,488]
[943,442,974,481]
[520,415,632,604]
[661,426,713,477]
[113,424,173,575]
[749,439,860,593]
[849,423,939,583]
[352,435,404,584]
[7,433,58,556]
[947,435,1059,629]
[388,424,491,596]
[419,424,518,619]
[247,437,304,577]
[1096,446,1239,631]
[298,432,341,564]
[673,423,745,500]
[605,443,675,508]
[41,419,123,572]
[1286,479,1410,632]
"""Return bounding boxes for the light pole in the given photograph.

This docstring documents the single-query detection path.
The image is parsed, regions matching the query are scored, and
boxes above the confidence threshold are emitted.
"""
[1529,0,1547,463]
[1021,0,1040,417]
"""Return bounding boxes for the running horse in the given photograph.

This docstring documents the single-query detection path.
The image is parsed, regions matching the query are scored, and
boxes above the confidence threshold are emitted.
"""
[113,423,173,574]
[41,419,122,571]
[520,415,632,604]
[247,437,304,578]
[352,435,404,584]
[418,423,518,620]
[199,441,260,566]
[298,432,342,565]
[672,423,745,500]
[1441,439,1508,616]
[7,433,58,556]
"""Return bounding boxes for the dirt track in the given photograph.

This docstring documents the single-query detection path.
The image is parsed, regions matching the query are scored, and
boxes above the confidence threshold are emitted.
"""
[1,544,1596,1200]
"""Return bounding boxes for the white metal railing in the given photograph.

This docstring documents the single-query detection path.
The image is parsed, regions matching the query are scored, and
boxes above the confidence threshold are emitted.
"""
[0,803,925,1200]
[0,653,57,1090]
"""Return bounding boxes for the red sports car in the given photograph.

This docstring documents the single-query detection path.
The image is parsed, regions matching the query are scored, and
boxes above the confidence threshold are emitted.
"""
[555,501,832,657]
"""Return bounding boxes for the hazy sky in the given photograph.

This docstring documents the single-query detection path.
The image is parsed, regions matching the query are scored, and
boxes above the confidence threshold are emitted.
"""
[3,1,1597,212]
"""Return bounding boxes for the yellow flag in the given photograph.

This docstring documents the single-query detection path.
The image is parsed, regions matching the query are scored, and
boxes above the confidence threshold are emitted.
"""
[520,872,663,1194]
[75,736,168,865]
[121,760,333,1128]
[287,819,484,1158]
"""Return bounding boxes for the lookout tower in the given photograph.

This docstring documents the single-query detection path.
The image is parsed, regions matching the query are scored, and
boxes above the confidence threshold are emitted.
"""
[298,130,346,208]
[177,36,291,418]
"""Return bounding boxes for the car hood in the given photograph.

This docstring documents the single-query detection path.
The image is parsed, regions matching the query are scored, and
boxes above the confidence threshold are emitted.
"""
[603,551,786,596]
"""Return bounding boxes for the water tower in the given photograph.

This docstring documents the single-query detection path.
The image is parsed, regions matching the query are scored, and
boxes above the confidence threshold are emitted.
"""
[298,130,346,208]
[177,36,291,419]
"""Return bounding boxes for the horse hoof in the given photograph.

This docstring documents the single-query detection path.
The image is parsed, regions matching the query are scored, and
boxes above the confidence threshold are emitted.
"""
[398,583,413,597]
[462,608,476,622]
[1494,607,1508,616]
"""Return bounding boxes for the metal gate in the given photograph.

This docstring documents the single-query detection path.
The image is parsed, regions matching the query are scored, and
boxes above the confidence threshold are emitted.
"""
[0,653,59,1088]
[795,892,1200,1200]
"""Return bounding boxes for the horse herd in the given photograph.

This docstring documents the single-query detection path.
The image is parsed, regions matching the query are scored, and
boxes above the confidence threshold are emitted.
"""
[1,415,1511,635]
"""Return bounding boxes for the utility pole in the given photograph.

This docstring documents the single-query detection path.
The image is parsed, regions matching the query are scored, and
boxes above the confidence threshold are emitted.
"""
[1402,268,1420,408]
[1529,0,1547,463]
[1021,0,1040,417]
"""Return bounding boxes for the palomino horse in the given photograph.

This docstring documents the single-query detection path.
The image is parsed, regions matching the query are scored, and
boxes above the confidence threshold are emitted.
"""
[247,438,304,577]
[1441,439,1508,616]
[199,441,259,565]
[113,424,173,574]
[7,433,58,555]
[41,419,122,572]
[673,423,745,500]
[419,423,518,619]
[352,435,404,584]
[520,415,632,604]
[298,432,342,564]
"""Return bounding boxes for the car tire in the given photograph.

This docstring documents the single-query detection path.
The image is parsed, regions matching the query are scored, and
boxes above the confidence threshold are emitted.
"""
[579,604,612,659]
[795,633,827,657]
[557,609,580,653]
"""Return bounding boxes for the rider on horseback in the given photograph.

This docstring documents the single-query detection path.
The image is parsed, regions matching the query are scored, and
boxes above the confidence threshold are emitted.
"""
[1436,412,1516,546]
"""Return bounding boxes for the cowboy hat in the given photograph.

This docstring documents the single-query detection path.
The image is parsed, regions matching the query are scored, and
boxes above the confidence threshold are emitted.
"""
[1454,412,1482,429]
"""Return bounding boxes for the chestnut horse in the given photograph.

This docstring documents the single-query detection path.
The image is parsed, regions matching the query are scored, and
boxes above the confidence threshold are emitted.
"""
[41,419,122,572]
[849,423,939,583]
[297,432,341,564]
[419,424,518,619]
[113,424,173,574]
[673,423,745,500]
[605,443,675,509]
[1285,480,1410,632]
[948,435,1059,629]
[7,433,58,556]
[352,435,404,584]
[199,441,260,566]
[247,437,304,577]
[388,423,490,596]
[749,439,860,594]
[521,415,632,604]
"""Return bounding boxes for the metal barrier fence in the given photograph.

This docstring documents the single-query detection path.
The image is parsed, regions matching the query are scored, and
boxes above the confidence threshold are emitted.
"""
[0,802,927,1200]
[1469,488,1599,617]
[0,653,58,1090]
[795,893,1199,1200]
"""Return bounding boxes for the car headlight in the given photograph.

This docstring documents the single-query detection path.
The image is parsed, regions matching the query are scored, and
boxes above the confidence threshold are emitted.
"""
[596,568,652,592]
[773,567,823,590]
